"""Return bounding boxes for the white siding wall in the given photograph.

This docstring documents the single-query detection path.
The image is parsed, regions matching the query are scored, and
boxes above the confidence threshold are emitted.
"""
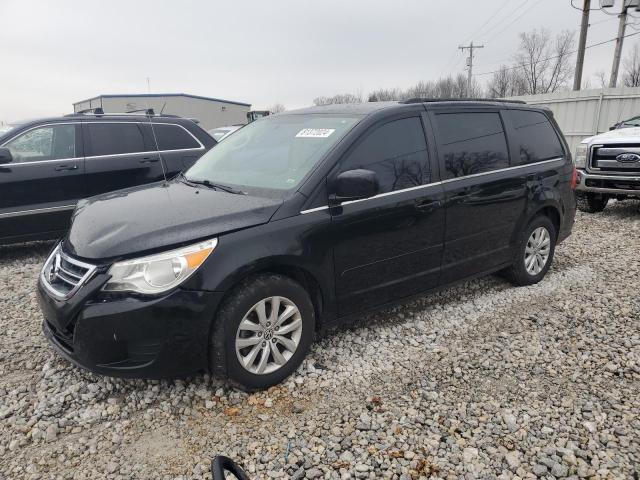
[74,95,250,130]
[507,86,640,153]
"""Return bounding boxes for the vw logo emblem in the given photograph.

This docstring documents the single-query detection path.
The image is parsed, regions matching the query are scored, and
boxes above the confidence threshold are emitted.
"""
[616,152,640,163]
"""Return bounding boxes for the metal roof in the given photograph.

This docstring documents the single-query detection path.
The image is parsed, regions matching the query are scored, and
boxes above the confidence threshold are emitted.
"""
[73,93,251,108]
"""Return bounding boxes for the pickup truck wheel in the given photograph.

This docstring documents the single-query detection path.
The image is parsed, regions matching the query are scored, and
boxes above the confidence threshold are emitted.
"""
[576,192,609,213]
[503,215,556,287]
[209,274,315,391]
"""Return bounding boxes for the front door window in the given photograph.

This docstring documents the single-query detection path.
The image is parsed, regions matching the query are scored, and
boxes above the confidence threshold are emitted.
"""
[5,124,76,163]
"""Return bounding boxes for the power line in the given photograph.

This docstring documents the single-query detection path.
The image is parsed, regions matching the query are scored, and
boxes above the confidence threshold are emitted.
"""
[589,16,618,26]
[459,0,512,46]
[474,30,640,77]
[476,0,532,41]
[483,1,543,44]
[439,0,528,78]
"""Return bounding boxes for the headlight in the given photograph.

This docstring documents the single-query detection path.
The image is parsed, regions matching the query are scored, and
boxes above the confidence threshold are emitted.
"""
[103,238,217,295]
[575,144,588,168]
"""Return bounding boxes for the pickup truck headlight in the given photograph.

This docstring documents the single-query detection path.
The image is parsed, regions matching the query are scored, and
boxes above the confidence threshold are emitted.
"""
[575,144,588,168]
[103,238,217,295]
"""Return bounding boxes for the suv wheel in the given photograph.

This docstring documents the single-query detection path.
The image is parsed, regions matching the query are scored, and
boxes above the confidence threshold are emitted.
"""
[576,192,609,213]
[503,215,556,286]
[209,274,315,391]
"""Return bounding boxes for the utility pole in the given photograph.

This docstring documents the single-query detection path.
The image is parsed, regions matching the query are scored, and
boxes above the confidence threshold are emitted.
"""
[609,2,629,88]
[459,41,484,96]
[573,0,591,90]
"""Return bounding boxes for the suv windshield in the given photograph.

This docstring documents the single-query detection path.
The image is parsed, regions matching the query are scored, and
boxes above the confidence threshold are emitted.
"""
[621,116,640,128]
[186,114,360,195]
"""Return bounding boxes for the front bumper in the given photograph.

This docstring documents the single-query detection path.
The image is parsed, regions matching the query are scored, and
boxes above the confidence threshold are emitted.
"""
[576,169,640,196]
[38,279,224,378]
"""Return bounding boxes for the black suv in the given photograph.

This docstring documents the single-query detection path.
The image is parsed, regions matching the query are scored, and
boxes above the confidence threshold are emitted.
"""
[37,100,576,390]
[0,112,215,244]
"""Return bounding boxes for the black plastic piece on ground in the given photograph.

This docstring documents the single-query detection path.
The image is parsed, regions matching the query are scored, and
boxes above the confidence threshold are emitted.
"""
[211,456,249,480]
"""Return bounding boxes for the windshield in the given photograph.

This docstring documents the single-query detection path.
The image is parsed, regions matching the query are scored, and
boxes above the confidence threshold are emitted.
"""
[621,116,640,128]
[187,114,360,195]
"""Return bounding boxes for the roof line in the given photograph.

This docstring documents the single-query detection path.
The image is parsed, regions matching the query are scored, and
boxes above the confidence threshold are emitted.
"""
[73,93,251,107]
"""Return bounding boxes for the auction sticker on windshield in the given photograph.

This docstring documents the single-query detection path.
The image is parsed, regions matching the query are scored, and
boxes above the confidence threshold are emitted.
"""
[296,128,335,138]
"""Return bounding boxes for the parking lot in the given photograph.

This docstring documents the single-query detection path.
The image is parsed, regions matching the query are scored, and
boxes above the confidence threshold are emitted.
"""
[0,204,638,479]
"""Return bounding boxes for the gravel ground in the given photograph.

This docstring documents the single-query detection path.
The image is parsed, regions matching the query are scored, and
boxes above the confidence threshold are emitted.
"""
[1,203,639,480]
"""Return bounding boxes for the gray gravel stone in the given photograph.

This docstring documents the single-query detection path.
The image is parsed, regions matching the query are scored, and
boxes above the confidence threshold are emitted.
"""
[1,206,640,478]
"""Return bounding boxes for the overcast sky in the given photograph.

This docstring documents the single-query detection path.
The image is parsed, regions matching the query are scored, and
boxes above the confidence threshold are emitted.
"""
[0,0,636,122]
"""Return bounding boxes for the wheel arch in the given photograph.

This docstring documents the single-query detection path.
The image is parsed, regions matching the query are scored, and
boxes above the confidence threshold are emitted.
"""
[211,257,332,333]
[533,204,561,238]
[511,201,562,248]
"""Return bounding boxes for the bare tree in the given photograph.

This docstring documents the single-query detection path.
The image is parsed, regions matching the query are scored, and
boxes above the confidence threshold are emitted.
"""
[405,80,433,99]
[622,43,640,87]
[269,103,286,113]
[593,69,608,89]
[486,66,528,98]
[514,28,575,94]
[487,66,512,98]
[313,93,362,106]
[368,87,405,102]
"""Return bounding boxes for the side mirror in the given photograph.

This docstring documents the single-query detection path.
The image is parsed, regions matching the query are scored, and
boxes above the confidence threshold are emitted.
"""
[0,147,12,165]
[330,169,379,205]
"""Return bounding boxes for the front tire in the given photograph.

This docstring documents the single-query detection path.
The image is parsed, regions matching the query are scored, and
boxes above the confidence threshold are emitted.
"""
[209,274,315,391]
[503,215,556,286]
[576,192,609,213]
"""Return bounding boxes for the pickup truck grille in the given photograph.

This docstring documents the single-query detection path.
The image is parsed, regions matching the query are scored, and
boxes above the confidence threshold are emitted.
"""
[41,245,97,299]
[591,144,640,173]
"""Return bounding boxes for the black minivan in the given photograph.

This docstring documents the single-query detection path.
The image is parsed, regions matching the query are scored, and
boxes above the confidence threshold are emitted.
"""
[37,100,576,390]
[0,114,215,244]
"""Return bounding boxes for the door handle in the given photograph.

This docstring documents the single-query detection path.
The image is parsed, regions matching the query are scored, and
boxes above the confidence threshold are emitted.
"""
[55,164,78,171]
[416,199,442,211]
[139,157,159,164]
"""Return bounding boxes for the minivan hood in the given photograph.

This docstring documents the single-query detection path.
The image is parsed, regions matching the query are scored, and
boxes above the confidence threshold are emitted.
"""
[65,180,283,260]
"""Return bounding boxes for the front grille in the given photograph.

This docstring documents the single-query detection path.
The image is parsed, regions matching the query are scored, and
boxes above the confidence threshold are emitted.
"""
[41,245,97,299]
[591,144,640,173]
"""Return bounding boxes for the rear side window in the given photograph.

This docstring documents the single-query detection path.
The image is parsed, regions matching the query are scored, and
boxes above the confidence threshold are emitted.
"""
[151,124,200,150]
[506,110,564,165]
[86,123,146,156]
[434,112,509,179]
[341,117,430,193]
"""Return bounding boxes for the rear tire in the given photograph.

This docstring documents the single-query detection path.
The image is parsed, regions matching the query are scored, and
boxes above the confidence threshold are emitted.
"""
[576,192,609,213]
[503,215,556,287]
[209,274,315,391]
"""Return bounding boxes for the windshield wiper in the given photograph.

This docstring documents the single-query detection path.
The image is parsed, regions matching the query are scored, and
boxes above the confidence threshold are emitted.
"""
[184,175,246,195]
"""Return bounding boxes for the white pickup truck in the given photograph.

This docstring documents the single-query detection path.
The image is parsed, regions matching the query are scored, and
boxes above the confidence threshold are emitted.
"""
[575,127,640,212]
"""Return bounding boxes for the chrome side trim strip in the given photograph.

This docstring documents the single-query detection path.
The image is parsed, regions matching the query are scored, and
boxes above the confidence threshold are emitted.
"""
[84,146,203,160]
[299,205,330,214]
[0,204,76,219]
[341,181,444,207]
[440,157,564,184]
[299,157,566,214]
[1,157,84,166]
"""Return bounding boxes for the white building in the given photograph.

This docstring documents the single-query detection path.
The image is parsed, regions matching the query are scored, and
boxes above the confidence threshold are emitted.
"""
[73,93,251,130]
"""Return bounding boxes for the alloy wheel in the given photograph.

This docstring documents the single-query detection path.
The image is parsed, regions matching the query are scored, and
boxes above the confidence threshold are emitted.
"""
[235,296,303,375]
[524,226,551,276]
